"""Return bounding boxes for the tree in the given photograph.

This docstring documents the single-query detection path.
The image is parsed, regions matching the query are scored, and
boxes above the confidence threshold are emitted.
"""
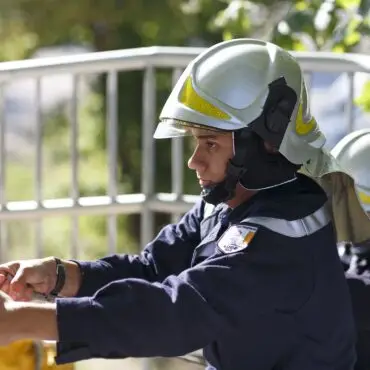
[200,0,370,52]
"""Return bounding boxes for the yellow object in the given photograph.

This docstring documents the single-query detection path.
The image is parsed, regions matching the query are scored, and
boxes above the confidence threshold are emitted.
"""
[294,102,317,136]
[179,76,231,120]
[0,340,74,370]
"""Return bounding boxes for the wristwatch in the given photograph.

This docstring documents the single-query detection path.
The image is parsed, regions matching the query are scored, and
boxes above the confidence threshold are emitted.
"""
[50,257,66,297]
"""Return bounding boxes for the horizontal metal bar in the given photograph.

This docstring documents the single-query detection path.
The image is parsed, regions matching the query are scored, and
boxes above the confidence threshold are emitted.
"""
[0,193,199,220]
[0,47,370,82]
[290,51,370,73]
[0,47,204,82]
[149,193,199,213]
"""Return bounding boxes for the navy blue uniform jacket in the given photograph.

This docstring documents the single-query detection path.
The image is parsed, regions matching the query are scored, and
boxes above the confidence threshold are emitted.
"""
[55,174,356,370]
[345,273,370,370]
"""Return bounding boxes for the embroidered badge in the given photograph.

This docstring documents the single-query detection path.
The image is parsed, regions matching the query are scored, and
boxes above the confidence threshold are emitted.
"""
[217,225,258,254]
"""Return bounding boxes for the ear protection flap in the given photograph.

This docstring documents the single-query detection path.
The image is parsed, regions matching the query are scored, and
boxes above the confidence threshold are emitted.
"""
[252,77,297,148]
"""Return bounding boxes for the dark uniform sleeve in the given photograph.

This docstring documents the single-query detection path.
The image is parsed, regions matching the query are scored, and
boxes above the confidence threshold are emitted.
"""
[74,200,203,297]
[55,225,312,364]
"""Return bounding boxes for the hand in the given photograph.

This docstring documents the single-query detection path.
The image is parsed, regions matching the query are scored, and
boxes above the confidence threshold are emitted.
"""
[0,289,12,303]
[0,257,57,301]
[0,290,18,346]
[0,290,58,346]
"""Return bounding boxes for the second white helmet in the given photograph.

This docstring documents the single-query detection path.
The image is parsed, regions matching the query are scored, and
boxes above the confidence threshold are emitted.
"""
[331,129,370,213]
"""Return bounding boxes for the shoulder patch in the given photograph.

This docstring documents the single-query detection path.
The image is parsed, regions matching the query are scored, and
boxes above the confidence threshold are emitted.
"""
[218,225,258,254]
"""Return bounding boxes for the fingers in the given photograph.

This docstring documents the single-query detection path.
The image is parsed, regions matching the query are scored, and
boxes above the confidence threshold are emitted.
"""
[0,289,12,301]
[20,286,34,302]
[0,266,16,290]
[0,274,11,295]
[0,271,31,301]
[0,273,6,286]
[11,267,28,291]
[9,275,33,301]
[0,263,20,295]
[0,260,52,302]
[1,272,48,302]
[0,273,8,289]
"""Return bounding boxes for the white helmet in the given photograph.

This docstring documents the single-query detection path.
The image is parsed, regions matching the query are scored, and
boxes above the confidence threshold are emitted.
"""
[154,38,326,165]
[331,129,370,213]
[154,38,328,205]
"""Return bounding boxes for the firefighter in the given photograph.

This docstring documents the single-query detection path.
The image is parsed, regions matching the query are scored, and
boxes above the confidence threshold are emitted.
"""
[331,128,370,370]
[0,39,356,370]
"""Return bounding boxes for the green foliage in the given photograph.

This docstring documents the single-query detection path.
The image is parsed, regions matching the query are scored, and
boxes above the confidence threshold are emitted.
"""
[204,0,370,52]
[355,81,370,112]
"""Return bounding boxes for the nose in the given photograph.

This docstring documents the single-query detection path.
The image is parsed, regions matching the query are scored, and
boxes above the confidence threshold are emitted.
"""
[188,146,205,172]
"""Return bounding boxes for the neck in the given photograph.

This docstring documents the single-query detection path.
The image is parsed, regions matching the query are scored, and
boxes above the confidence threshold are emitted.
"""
[226,183,257,209]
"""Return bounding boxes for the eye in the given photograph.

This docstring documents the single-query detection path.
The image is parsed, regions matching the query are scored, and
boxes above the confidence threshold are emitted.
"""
[206,141,217,150]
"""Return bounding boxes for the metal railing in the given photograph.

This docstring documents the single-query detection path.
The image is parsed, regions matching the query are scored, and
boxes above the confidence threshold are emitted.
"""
[0,46,370,368]
[0,46,369,257]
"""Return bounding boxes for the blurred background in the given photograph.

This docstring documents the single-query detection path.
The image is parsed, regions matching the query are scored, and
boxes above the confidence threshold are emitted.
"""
[1,0,370,369]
